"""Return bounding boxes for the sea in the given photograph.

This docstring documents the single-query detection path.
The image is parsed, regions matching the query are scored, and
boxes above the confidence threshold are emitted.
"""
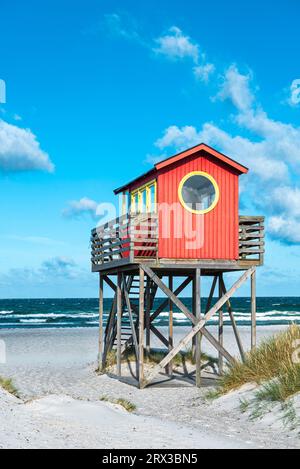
[0,297,299,329]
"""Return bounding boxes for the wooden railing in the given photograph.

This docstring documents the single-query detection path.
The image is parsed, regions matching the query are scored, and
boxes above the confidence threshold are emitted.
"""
[91,213,158,267]
[239,216,265,265]
[92,213,264,267]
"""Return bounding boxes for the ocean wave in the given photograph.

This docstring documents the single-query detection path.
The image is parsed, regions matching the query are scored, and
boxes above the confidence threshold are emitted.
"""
[0,310,14,315]
[19,319,48,323]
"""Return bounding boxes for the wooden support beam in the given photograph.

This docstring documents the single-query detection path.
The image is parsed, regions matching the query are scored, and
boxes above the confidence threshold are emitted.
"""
[141,265,195,324]
[167,275,173,377]
[102,288,117,367]
[220,276,246,362]
[139,267,145,388]
[116,273,122,377]
[141,267,255,388]
[205,276,218,314]
[98,273,104,372]
[194,268,201,387]
[150,277,192,323]
[103,275,117,293]
[201,327,235,365]
[150,324,169,348]
[251,268,257,350]
[146,278,151,357]
[218,274,224,375]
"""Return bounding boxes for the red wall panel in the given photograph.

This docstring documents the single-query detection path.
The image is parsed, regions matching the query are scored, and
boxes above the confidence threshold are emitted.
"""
[157,150,239,260]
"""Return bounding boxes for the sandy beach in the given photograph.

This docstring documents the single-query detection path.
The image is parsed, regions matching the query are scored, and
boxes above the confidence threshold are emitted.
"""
[0,325,299,449]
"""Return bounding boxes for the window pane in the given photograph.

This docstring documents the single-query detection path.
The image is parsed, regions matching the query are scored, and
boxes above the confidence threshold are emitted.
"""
[181,175,216,212]
[141,190,147,213]
[149,185,156,212]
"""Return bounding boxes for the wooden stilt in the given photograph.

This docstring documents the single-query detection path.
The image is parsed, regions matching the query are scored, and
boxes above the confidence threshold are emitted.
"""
[167,275,173,377]
[102,277,118,367]
[146,278,151,358]
[139,267,145,388]
[98,273,104,372]
[194,268,201,387]
[116,273,122,377]
[220,276,245,362]
[218,274,224,375]
[251,268,257,350]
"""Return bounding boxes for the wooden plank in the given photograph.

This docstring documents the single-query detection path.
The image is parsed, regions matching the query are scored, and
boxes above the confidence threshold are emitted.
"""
[150,324,169,348]
[194,268,201,387]
[131,238,158,244]
[218,274,224,375]
[141,267,255,388]
[146,278,151,357]
[93,247,129,261]
[116,273,122,377]
[98,274,104,371]
[251,269,257,349]
[103,275,117,292]
[93,239,130,253]
[239,248,265,254]
[168,275,173,377]
[102,289,117,366]
[139,267,145,388]
[141,265,196,325]
[205,276,217,313]
[220,277,246,362]
[92,213,129,234]
[239,216,265,222]
[201,328,235,365]
[133,246,158,252]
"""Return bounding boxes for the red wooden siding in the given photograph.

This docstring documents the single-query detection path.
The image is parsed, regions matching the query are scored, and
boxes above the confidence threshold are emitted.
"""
[157,151,239,260]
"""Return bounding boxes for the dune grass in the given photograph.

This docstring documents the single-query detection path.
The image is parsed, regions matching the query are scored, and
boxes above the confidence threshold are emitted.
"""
[103,347,216,371]
[210,325,300,428]
[0,376,18,397]
[100,395,136,412]
[219,324,300,401]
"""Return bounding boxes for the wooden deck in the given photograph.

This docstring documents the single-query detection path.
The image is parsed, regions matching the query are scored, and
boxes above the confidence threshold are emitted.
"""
[91,214,264,273]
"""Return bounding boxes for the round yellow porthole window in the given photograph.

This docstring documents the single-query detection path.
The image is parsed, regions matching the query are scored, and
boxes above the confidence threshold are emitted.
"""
[178,171,220,214]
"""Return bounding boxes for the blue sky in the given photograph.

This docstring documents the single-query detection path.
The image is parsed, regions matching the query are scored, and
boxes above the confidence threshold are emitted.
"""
[0,0,300,297]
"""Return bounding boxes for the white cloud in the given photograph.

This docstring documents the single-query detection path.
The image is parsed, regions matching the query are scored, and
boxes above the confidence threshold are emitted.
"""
[156,125,200,151]
[41,256,76,278]
[62,197,99,219]
[7,235,65,247]
[0,119,53,172]
[268,216,300,244]
[193,63,215,83]
[155,123,289,182]
[152,64,300,244]
[267,186,300,217]
[153,26,199,63]
[145,153,167,165]
[215,64,254,112]
[102,13,142,43]
[288,79,300,107]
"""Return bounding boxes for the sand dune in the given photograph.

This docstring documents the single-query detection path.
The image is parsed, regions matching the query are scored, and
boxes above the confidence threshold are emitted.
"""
[0,325,299,449]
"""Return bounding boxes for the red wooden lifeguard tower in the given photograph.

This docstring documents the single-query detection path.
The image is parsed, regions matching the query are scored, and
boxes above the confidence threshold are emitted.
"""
[91,143,264,388]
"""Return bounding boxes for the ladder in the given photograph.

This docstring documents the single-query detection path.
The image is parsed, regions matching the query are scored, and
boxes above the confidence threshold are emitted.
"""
[103,274,158,363]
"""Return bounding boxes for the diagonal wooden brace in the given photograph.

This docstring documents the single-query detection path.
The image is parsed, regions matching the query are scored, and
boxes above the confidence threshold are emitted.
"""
[140,266,255,388]
[150,276,192,323]
[142,265,196,324]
